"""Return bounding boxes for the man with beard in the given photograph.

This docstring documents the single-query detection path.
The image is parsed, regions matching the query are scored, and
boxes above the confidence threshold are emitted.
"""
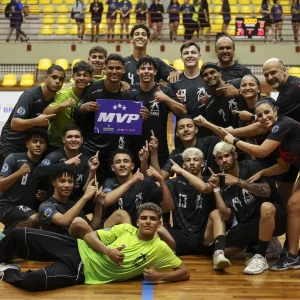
[157,148,215,256]
[34,124,99,205]
[102,149,174,225]
[205,142,286,274]
[0,128,48,234]
[123,24,174,85]
[0,65,65,166]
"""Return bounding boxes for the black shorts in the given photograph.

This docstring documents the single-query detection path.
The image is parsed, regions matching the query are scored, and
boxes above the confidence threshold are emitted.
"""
[0,204,37,232]
[92,16,101,23]
[107,13,117,20]
[166,227,214,256]
[225,204,286,249]
[223,20,230,25]
[264,18,273,26]
[274,19,283,24]
[75,17,84,23]
[276,164,299,183]
[199,21,210,28]
[120,15,130,19]
[169,19,179,23]
[292,20,300,23]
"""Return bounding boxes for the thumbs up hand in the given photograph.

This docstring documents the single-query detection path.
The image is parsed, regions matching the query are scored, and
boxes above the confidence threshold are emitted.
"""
[143,262,160,282]
[107,244,126,268]
[153,85,167,103]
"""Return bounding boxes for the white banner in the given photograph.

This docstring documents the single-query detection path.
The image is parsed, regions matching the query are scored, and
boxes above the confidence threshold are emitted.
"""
[0,92,22,123]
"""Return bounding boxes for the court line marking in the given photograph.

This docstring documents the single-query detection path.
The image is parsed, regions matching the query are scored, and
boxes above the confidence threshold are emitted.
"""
[141,280,154,300]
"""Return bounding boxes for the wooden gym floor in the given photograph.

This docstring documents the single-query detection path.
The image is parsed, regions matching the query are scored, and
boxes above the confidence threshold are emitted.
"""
[1,116,300,299]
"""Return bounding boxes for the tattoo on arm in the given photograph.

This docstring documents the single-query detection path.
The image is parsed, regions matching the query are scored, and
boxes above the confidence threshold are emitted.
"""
[237,179,271,197]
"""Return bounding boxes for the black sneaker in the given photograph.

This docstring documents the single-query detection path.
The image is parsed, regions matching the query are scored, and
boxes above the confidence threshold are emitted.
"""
[270,253,300,271]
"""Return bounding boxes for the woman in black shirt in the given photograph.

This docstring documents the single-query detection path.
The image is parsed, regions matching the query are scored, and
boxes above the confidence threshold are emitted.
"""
[90,0,104,42]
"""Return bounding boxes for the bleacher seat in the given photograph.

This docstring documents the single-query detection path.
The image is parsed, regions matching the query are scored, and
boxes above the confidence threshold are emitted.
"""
[252,0,261,4]
[40,25,53,35]
[2,74,17,87]
[72,59,81,69]
[1,0,10,4]
[199,60,204,68]
[69,24,78,35]
[55,59,69,71]
[65,0,75,4]
[253,6,261,15]
[230,5,239,15]
[173,59,184,71]
[227,25,236,36]
[30,5,40,14]
[240,6,253,15]
[42,15,55,24]
[288,67,300,77]
[57,5,69,13]
[229,0,237,4]
[57,15,69,24]
[162,59,170,65]
[20,74,34,87]
[213,5,222,14]
[238,0,250,4]
[43,5,55,14]
[212,0,222,4]
[53,0,64,4]
[26,0,38,4]
[38,58,52,70]
[55,25,67,35]
[214,15,223,25]
[40,0,51,4]
[211,23,223,34]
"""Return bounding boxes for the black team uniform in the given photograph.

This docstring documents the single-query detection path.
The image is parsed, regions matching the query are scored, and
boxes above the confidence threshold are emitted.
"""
[74,80,133,179]
[0,153,40,233]
[165,175,214,256]
[218,62,252,82]
[123,55,173,84]
[0,86,52,166]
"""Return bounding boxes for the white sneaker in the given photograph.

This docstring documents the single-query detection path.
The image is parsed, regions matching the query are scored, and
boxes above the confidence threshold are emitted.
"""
[213,250,231,270]
[0,263,20,282]
[244,254,269,275]
[266,237,282,259]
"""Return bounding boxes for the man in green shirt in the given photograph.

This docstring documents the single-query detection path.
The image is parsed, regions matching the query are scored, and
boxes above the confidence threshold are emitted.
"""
[0,203,189,291]
[44,61,93,148]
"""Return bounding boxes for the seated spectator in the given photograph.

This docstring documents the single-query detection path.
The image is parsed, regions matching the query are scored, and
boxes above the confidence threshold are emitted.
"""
[135,0,148,24]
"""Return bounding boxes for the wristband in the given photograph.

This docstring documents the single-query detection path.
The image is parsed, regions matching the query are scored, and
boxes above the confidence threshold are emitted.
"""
[232,137,240,146]
[250,114,257,122]
[213,187,220,193]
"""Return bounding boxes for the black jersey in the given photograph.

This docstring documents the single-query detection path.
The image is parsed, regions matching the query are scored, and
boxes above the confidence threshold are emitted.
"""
[123,55,173,85]
[276,76,300,122]
[103,176,162,224]
[74,80,132,154]
[33,148,90,202]
[38,196,90,235]
[0,86,51,157]
[162,136,220,176]
[0,153,39,219]
[130,83,178,166]
[219,62,252,82]
[267,116,300,170]
[168,73,211,138]
[166,175,210,231]
[221,160,282,223]
[205,93,240,129]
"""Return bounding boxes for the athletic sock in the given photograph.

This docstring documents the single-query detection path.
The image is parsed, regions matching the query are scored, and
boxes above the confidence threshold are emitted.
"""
[214,235,226,252]
[257,240,270,257]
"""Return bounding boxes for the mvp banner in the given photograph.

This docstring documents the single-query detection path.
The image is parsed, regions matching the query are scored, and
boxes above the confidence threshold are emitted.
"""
[94,99,143,135]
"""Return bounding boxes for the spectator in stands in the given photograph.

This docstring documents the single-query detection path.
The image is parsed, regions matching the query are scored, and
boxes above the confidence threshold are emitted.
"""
[6,0,29,43]
[261,0,276,43]
[291,0,300,43]
[0,128,48,234]
[167,0,180,42]
[0,65,65,167]
[149,0,164,42]
[192,0,201,41]
[90,0,104,42]
[135,0,148,24]
[180,0,197,41]
[220,0,231,33]
[198,0,210,44]
[73,0,86,41]
[271,0,283,41]
[107,0,119,42]
[119,0,132,42]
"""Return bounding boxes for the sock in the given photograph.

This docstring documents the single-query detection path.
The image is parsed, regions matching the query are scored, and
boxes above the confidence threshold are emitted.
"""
[214,235,226,252]
[256,239,270,257]
[120,35,123,39]
[126,34,129,39]
[107,34,110,38]
[112,34,114,38]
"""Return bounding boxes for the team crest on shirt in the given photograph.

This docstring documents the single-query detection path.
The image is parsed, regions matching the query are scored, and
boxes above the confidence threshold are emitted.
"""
[150,101,160,116]
[42,159,51,166]
[228,98,238,111]
[242,189,255,205]
[135,193,143,209]
[16,107,26,116]
[132,253,148,268]
[44,208,52,217]
[197,87,206,101]
[1,163,8,173]
[103,187,112,193]
[118,136,125,149]
[195,194,203,209]
[272,125,280,133]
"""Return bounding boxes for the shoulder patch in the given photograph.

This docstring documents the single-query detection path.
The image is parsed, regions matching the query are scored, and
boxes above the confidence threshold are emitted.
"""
[42,159,51,166]
[44,208,53,218]
[103,187,112,193]
[16,106,26,116]
[272,124,280,134]
[1,163,9,173]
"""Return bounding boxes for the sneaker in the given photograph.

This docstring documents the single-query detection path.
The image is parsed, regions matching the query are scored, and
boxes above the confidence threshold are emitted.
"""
[270,253,300,271]
[244,254,269,275]
[266,237,282,259]
[0,263,20,282]
[213,250,231,270]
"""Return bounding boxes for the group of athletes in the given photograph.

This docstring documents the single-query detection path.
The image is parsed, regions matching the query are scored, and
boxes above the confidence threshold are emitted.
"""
[0,23,300,291]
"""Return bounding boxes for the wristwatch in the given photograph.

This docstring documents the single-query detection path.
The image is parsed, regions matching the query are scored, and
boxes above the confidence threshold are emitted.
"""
[232,137,240,146]
[250,114,256,122]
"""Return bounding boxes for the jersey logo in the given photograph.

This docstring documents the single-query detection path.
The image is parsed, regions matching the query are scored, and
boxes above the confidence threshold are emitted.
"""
[135,192,143,209]
[231,197,242,212]
[218,109,227,122]
[150,101,160,117]
[228,98,238,111]
[242,189,255,205]
[44,208,53,218]
[17,205,31,212]
[103,187,112,193]
[118,198,123,209]
[75,174,83,184]
[118,136,125,149]
[92,89,103,94]
[132,253,148,268]
[197,87,206,101]
[195,194,203,209]
[272,124,280,133]
[42,159,51,166]
[1,163,8,173]
[16,107,26,116]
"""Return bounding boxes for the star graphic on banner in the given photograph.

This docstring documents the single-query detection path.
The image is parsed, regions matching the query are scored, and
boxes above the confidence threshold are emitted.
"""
[122,105,127,111]
[107,124,110,127]
[118,103,122,108]
[113,105,117,110]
